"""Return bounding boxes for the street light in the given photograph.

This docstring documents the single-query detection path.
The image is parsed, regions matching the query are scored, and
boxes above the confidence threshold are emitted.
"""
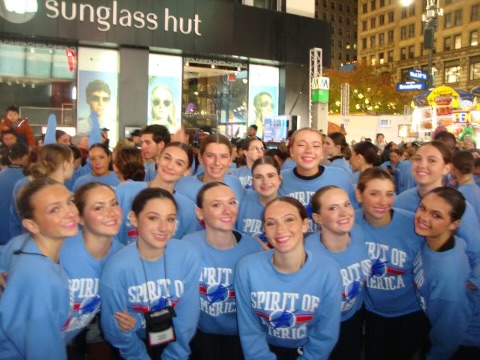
[422,0,443,89]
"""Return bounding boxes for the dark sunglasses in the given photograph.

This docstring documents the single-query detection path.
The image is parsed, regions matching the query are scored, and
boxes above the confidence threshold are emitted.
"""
[152,99,172,107]
[90,95,110,102]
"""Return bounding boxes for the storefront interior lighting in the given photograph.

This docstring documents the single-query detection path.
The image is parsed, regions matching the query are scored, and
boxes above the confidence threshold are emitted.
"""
[211,64,215,69]
[72,86,77,100]
[185,62,189,66]
[30,47,35,53]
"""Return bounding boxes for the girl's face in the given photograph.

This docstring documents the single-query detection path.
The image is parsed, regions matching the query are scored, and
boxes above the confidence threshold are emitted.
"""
[252,164,281,199]
[323,137,339,158]
[200,143,232,181]
[349,150,362,172]
[64,155,75,181]
[245,140,265,164]
[89,147,110,177]
[264,201,308,254]
[312,188,354,235]
[23,184,79,240]
[57,133,71,146]
[156,146,190,183]
[290,130,323,175]
[80,187,122,237]
[130,198,177,252]
[412,145,450,187]
[195,186,238,232]
[356,178,395,224]
[415,193,459,238]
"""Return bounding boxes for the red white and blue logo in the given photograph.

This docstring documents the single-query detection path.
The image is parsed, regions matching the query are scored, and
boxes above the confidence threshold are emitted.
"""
[200,283,235,305]
[131,297,178,313]
[255,309,314,329]
[371,258,404,277]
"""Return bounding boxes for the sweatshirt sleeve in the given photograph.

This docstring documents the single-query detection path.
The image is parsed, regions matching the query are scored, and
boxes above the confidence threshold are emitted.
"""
[458,203,480,289]
[301,267,342,360]
[425,289,471,360]
[99,269,149,360]
[235,260,276,360]
[0,267,67,359]
[162,248,201,360]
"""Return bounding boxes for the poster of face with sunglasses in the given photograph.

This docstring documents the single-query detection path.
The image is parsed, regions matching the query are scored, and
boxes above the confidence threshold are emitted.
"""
[77,48,119,143]
[148,54,182,134]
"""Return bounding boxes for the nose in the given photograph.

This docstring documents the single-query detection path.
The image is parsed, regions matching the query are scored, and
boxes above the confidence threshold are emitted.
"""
[157,220,168,232]
[213,155,220,165]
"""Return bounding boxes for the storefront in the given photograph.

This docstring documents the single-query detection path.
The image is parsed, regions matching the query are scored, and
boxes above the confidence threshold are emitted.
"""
[0,0,330,143]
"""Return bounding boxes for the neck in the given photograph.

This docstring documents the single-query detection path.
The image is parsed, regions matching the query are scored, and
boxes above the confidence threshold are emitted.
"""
[426,233,453,251]
[137,239,164,261]
[296,166,319,177]
[417,180,443,197]
[457,174,474,186]
[272,246,307,274]
[149,177,175,194]
[32,235,64,263]
[320,230,350,252]
[259,193,277,206]
[82,230,112,260]
[205,229,237,250]
[202,173,225,184]
[360,163,373,172]
[364,210,391,228]
[49,169,65,184]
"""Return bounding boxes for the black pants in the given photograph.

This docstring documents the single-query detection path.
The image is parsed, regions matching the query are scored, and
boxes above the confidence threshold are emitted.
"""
[189,329,244,360]
[452,346,480,360]
[268,344,303,360]
[365,310,430,360]
[329,308,365,360]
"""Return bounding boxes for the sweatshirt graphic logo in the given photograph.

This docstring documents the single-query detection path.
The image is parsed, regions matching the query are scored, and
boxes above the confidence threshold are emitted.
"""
[255,309,314,329]
[200,283,235,305]
[62,296,101,332]
[199,267,236,316]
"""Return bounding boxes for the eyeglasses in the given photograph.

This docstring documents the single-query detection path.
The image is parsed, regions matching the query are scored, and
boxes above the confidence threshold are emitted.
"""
[152,99,172,107]
[90,95,110,102]
[249,146,265,152]
[260,101,273,108]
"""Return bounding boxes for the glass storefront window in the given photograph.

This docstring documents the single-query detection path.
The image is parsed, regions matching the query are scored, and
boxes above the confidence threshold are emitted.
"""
[183,58,248,137]
[0,41,76,137]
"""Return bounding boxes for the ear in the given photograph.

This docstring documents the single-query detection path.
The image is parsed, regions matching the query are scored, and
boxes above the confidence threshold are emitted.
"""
[22,219,39,235]
[335,144,341,153]
[443,163,452,176]
[158,141,166,152]
[355,188,363,204]
[311,212,321,225]
[195,206,204,221]
[448,219,461,232]
[129,211,139,228]
[301,218,309,233]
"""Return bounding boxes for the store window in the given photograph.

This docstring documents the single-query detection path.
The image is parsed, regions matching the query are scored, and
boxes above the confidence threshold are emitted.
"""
[243,0,280,11]
[471,31,479,46]
[444,60,461,83]
[182,58,248,135]
[444,37,452,51]
[454,34,462,49]
[0,41,76,137]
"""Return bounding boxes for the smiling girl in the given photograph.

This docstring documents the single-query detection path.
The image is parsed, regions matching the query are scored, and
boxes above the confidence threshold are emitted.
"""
[235,196,342,359]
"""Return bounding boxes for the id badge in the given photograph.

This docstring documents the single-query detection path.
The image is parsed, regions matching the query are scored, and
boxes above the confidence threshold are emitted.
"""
[145,306,176,347]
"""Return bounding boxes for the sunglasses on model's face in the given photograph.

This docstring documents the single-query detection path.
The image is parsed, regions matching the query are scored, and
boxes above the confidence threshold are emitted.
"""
[260,101,273,108]
[152,99,172,107]
[90,95,110,102]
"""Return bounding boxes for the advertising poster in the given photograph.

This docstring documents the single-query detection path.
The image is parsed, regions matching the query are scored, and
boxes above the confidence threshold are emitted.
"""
[248,64,279,139]
[77,48,119,144]
[148,54,183,134]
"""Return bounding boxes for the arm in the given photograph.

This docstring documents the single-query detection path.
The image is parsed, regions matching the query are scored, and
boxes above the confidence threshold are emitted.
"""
[23,121,35,147]
[301,269,342,360]
[457,203,480,289]
[162,249,201,360]
[234,261,276,360]
[99,274,149,360]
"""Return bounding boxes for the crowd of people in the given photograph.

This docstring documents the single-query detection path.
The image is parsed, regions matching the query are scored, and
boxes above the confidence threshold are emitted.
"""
[0,104,479,360]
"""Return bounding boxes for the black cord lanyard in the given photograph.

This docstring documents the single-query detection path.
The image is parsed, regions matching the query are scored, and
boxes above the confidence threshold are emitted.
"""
[139,247,171,311]
[13,238,47,258]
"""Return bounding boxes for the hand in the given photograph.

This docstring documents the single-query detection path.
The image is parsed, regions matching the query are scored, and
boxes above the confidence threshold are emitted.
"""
[0,272,8,296]
[466,281,477,292]
[115,311,136,332]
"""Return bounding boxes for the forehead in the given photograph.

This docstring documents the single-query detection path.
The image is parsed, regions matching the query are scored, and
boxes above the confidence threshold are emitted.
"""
[204,185,234,200]
[32,184,70,205]
[364,178,395,190]
[294,130,322,142]
[140,133,154,141]
[91,90,109,96]
[84,186,115,200]
[320,188,349,203]
[89,147,107,155]
[417,145,442,157]
[142,197,176,213]
[204,142,230,154]
[265,201,299,217]
[161,146,187,159]
[422,193,451,211]
[249,140,263,147]
[253,163,277,174]
[152,87,172,98]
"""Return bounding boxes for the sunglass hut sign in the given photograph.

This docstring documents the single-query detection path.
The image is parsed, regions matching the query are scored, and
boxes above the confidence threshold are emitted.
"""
[44,0,202,35]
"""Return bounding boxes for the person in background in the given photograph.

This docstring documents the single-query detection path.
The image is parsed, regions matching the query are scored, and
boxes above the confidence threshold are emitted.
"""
[150,85,177,133]
[308,186,371,360]
[349,141,380,185]
[252,92,274,137]
[0,178,79,358]
[433,130,458,154]
[233,138,265,189]
[451,151,480,221]
[0,129,18,166]
[0,143,29,246]
[413,187,480,360]
[112,146,145,183]
[235,196,342,360]
[323,131,353,181]
[247,124,262,141]
[396,146,418,194]
[1,105,34,146]
[129,129,142,147]
[375,133,386,154]
[265,148,287,168]
[236,156,282,248]
[474,158,480,186]
[77,80,112,134]
[73,143,120,192]
[101,127,110,148]
[100,188,201,359]
[183,182,262,360]
[56,130,71,146]
[140,124,171,181]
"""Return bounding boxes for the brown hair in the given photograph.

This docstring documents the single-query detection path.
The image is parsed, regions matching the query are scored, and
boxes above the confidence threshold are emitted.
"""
[74,182,117,216]
[29,144,73,179]
[113,147,145,181]
[263,196,308,222]
[200,134,233,155]
[357,167,395,193]
[16,178,60,220]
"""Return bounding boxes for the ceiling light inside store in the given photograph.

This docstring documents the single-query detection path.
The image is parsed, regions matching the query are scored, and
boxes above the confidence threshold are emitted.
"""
[72,86,77,100]
[211,64,215,69]
[242,79,248,84]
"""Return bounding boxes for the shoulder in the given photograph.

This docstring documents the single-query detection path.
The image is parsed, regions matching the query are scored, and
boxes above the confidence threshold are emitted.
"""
[102,242,137,275]
[116,181,147,196]
[237,250,271,271]
[392,207,416,220]
[166,239,200,260]
[182,230,206,244]
[237,232,263,252]
[173,192,196,206]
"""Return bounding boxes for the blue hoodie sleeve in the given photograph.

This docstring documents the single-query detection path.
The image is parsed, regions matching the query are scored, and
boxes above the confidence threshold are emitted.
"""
[425,296,470,360]
[458,203,480,289]
[162,246,201,360]
[301,268,342,360]
[235,260,276,360]
[100,268,149,360]
[0,262,68,360]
